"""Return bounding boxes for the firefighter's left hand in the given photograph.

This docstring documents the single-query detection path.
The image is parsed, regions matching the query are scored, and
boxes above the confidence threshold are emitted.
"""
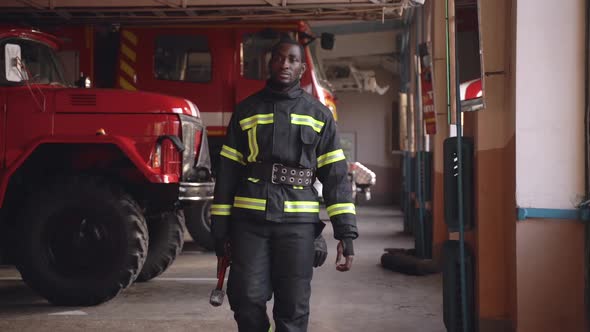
[335,239,354,272]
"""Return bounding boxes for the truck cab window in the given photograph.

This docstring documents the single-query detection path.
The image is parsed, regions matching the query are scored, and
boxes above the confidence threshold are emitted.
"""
[154,35,211,83]
[0,39,65,86]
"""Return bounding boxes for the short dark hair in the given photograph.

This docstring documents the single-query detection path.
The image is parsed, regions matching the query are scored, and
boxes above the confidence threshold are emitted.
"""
[270,37,306,63]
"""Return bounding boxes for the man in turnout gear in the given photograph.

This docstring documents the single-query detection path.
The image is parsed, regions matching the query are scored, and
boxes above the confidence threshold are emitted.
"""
[211,37,358,332]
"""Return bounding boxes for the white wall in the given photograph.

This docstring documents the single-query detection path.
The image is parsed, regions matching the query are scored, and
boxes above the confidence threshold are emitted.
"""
[515,0,585,209]
[335,67,401,204]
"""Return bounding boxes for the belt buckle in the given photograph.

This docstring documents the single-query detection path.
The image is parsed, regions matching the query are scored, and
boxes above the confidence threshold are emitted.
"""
[271,163,283,184]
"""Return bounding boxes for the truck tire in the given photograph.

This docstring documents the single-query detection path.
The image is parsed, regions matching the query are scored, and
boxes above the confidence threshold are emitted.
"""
[16,176,148,306]
[184,200,214,251]
[136,209,185,282]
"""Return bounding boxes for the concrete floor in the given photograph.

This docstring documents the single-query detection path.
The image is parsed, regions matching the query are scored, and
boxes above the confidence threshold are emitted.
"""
[0,206,444,332]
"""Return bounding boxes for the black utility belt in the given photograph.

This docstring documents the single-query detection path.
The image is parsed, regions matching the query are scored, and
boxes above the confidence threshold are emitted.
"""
[247,163,315,186]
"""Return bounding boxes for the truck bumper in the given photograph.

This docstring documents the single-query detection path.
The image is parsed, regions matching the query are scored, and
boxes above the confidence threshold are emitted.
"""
[179,181,215,201]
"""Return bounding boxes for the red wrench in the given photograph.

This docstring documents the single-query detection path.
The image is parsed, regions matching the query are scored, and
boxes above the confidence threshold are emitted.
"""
[209,254,230,307]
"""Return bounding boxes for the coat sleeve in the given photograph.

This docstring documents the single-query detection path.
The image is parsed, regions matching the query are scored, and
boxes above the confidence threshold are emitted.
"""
[210,111,246,240]
[315,114,358,240]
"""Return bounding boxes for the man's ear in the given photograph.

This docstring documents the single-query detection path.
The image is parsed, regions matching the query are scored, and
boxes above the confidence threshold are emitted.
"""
[300,63,307,78]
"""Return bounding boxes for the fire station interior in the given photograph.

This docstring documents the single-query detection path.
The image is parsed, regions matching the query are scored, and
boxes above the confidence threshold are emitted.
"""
[0,0,588,331]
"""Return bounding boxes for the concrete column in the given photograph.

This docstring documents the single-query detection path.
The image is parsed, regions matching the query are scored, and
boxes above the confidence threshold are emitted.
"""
[514,0,587,331]
[467,0,517,330]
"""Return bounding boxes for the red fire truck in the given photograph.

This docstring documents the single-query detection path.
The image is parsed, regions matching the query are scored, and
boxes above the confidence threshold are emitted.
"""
[45,22,337,250]
[0,28,214,305]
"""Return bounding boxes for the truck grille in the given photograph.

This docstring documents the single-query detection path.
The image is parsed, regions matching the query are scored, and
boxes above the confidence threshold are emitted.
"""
[179,114,211,182]
[70,94,97,106]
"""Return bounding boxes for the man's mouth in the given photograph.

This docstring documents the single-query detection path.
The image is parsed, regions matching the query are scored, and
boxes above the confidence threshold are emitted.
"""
[279,72,291,79]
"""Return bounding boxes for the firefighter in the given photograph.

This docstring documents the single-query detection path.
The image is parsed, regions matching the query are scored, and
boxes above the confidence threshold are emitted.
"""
[211,37,358,332]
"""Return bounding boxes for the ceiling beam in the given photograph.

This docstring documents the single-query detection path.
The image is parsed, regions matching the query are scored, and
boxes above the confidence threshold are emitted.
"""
[0,0,412,23]
[15,0,45,10]
[153,0,180,8]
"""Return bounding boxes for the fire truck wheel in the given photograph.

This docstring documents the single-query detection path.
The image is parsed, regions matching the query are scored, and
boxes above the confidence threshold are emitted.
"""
[15,176,148,306]
[184,200,214,251]
[136,209,185,282]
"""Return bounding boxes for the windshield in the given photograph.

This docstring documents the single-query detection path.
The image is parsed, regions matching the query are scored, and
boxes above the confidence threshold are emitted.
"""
[0,38,67,86]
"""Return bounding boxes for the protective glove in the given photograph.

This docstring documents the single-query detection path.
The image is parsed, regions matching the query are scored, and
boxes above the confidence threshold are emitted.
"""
[214,238,228,258]
[335,238,354,272]
[313,234,328,268]
[211,217,229,257]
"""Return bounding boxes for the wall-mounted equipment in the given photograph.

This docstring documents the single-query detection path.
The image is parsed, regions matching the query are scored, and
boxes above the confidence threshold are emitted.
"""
[443,136,474,231]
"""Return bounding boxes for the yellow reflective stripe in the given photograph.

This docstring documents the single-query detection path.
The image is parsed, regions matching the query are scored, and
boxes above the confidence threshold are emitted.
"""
[234,196,266,211]
[247,177,260,183]
[118,76,137,91]
[284,201,320,213]
[317,149,346,168]
[120,60,135,79]
[220,145,246,165]
[240,113,274,131]
[326,203,356,217]
[293,186,304,189]
[211,204,232,216]
[121,43,136,62]
[247,125,259,162]
[290,114,325,133]
[121,30,138,46]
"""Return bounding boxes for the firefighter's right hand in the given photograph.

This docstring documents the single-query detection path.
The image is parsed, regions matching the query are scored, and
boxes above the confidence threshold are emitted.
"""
[335,238,354,272]
[211,216,229,257]
[214,238,229,258]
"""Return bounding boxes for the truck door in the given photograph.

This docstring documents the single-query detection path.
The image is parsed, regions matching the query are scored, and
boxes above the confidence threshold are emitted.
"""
[120,27,233,138]
[1,38,55,169]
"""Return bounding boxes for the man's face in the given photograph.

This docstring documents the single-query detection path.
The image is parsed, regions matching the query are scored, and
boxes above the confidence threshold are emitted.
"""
[269,43,307,86]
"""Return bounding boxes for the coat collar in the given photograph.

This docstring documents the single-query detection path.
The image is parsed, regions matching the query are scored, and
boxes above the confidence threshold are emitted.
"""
[262,80,303,100]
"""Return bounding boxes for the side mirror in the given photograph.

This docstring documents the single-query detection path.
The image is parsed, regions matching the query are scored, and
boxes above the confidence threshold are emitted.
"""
[320,33,334,50]
[5,43,24,82]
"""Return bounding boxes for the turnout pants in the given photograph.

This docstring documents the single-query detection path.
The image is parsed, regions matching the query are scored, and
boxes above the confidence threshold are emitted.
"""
[227,219,315,332]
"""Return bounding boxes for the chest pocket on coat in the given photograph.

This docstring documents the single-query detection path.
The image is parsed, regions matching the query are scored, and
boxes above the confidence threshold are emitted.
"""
[298,126,320,168]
